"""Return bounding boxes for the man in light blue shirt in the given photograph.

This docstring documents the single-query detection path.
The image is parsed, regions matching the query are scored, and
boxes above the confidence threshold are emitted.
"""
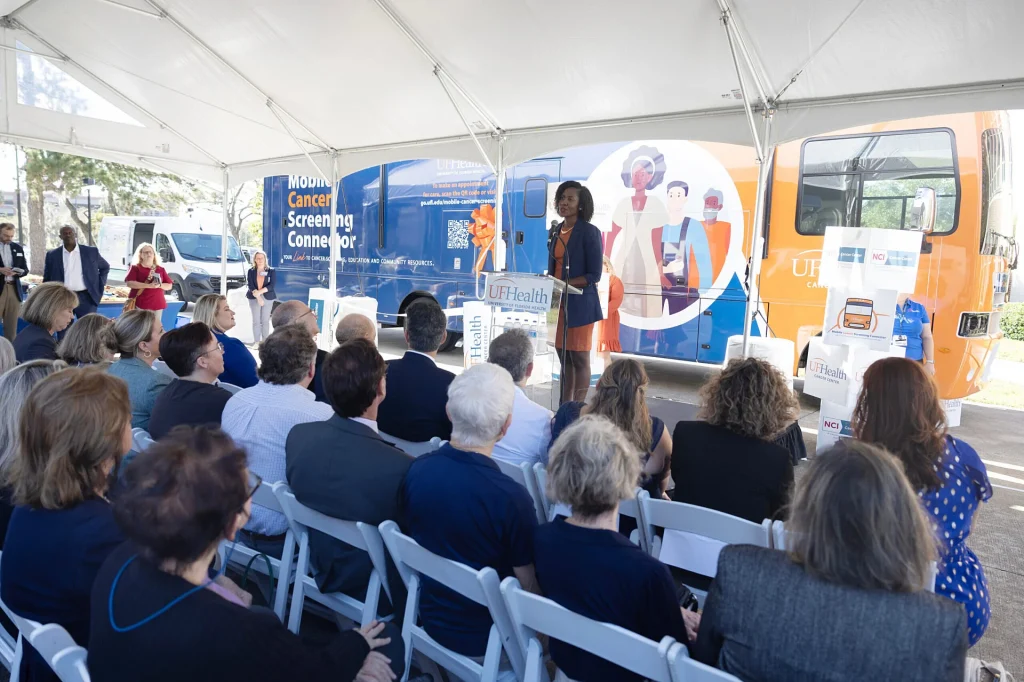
[488,329,553,467]
[221,324,333,556]
[662,181,712,315]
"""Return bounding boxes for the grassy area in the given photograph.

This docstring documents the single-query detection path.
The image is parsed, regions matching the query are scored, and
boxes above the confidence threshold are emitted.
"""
[998,338,1024,364]
[967,379,1024,410]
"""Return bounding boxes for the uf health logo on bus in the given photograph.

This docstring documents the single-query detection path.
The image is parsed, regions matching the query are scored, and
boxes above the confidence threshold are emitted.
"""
[484,274,554,315]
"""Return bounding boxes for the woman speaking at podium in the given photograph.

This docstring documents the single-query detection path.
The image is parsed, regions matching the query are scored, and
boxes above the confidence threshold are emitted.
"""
[549,181,603,404]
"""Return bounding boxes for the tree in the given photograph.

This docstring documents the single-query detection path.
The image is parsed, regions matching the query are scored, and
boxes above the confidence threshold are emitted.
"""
[225,180,262,245]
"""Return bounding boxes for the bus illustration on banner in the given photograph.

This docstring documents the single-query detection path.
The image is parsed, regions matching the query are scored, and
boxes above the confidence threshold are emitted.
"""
[842,298,874,330]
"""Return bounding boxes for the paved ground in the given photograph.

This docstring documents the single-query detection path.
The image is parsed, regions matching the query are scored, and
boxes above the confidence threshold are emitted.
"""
[381,330,1023,674]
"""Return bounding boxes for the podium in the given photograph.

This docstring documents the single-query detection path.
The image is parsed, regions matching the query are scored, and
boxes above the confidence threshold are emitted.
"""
[463,272,581,411]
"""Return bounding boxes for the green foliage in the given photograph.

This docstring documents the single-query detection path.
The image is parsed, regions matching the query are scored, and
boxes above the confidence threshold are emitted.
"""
[1000,302,1024,342]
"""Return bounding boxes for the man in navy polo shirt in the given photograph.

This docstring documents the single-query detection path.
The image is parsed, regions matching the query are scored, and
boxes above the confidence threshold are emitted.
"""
[400,362,540,659]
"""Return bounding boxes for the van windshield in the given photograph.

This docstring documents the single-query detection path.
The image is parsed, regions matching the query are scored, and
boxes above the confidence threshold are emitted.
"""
[171,233,244,263]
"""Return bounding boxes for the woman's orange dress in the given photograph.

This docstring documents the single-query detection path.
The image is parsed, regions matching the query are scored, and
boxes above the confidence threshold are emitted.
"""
[598,274,624,352]
[553,235,594,352]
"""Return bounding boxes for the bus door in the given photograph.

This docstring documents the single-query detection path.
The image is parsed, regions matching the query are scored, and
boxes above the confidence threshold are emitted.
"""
[508,159,561,274]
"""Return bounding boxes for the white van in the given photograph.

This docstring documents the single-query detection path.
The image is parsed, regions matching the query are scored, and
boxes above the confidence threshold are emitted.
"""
[98,215,248,303]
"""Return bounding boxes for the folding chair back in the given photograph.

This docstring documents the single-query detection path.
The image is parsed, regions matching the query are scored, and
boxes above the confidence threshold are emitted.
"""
[2,615,89,682]
[667,642,743,681]
[379,431,439,457]
[274,485,390,631]
[379,521,524,682]
[501,577,675,682]
[219,382,243,394]
[532,463,572,521]
[494,459,546,524]
[130,428,154,453]
[618,489,647,550]
[218,481,295,621]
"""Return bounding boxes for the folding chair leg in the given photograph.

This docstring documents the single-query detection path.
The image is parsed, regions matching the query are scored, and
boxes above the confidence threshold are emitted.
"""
[273,533,296,622]
[287,535,310,634]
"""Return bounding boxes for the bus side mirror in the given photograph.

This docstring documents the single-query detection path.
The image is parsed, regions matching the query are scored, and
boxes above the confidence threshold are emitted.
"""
[909,187,936,253]
[159,247,174,263]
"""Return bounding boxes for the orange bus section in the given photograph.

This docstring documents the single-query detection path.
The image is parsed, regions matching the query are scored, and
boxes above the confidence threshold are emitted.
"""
[758,112,1014,399]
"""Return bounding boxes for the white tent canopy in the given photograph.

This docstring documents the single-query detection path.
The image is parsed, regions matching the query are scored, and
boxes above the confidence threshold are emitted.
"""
[1,0,1023,185]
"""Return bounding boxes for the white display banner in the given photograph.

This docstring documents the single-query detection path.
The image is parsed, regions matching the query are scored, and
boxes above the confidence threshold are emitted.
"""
[803,338,851,405]
[823,287,899,352]
[484,273,554,315]
[818,227,923,293]
[462,301,493,368]
[942,398,963,429]
[817,399,855,454]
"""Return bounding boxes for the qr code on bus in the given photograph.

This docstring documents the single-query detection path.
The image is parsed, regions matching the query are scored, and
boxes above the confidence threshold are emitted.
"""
[447,219,470,250]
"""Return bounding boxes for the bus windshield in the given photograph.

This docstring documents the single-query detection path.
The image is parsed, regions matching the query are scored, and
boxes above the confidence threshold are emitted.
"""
[171,233,245,263]
[798,129,959,235]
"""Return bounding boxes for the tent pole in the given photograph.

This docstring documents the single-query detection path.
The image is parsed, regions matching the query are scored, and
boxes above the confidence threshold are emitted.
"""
[328,153,339,348]
[435,68,496,174]
[494,137,506,272]
[220,167,229,296]
[266,103,331,184]
[716,0,771,106]
[740,119,774,357]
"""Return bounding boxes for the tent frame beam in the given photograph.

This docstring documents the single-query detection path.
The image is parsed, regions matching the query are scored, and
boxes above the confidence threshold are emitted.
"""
[266,102,331,184]
[0,132,220,169]
[716,0,772,107]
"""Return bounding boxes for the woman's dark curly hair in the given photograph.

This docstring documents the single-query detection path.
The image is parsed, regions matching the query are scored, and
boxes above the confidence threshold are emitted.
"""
[554,181,595,222]
[620,145,666,190]
[699,357,799,440]
[113,426,249,569]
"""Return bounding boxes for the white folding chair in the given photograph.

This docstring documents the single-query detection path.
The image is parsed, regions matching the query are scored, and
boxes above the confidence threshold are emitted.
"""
[638,491,771,607]
[218,481,296,621]
[531,463,570,521]
[130,428,154,453]
[379,520,524,682]
[667,642,743,682]
[0,552,21,681]
[379,431,440,457]
[274,484,392,632]
[494,459,546,525]
[219,382,243,394]
[0,609,88,682]
[501,576,676,682]
[152,359,176,378]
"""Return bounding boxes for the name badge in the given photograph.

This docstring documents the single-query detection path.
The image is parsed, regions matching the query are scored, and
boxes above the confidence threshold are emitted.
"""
[893,334,908,347]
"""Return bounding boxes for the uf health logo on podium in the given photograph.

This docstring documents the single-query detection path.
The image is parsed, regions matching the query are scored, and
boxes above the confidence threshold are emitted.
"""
[484,274,554,315]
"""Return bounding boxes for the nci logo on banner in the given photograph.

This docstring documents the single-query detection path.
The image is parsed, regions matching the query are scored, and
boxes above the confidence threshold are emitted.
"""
[484,274,554,315]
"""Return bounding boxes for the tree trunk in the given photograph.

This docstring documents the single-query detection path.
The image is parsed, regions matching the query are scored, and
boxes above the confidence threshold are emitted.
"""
[63,197,94,246]
[28,185,46,275]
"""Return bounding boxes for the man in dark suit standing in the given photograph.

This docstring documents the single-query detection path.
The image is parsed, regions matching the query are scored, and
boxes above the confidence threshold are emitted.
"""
[286,338,412,609]
[0,222,28,341]
[43,225,110,320]
[377,298,455,441]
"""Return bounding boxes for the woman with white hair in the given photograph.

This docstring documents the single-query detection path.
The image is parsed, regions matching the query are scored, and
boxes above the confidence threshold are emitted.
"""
[124,242,172,312]
[535,415,697,682]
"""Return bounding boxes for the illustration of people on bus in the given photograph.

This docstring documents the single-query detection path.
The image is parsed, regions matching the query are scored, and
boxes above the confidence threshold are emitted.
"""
[661,180,712,314]
[702,187,732,283]
[603,145,669,319]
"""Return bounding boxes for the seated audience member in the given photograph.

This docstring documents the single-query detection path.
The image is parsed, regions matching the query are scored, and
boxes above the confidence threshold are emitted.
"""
[377,298,455,442]
[0,360,66,545]
[193,294,258,388]
[287,338,411,605]
[271,300,328,402]
[0,336,15,375]
[90,426,404,682]
[401,363,538,659]
[853,357,991,646]
[221,325,332,556]
[107,309,172,430]
[1,368,131,682]
[13,281,76,362]
[672,357,796,523]
[488,329,553,467]
[148,322,232,440]
[335,312,376,346]
[694,441,967,681]
[551,358,671,496]
[536,416,698,682]
[56,312,117,366]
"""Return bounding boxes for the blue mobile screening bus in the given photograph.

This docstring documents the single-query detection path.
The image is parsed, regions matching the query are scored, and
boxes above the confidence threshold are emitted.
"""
[263,139,757,361]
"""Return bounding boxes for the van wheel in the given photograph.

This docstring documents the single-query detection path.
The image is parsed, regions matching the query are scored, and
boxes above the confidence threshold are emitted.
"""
[167,282,185,304]
[438,331,461,353]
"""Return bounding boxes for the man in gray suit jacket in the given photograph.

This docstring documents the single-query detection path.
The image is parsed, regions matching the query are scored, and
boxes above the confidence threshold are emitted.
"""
[286,338,412,610]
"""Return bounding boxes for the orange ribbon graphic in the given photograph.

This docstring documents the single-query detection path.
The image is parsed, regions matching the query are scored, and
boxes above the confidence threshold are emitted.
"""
[467,203,497,274]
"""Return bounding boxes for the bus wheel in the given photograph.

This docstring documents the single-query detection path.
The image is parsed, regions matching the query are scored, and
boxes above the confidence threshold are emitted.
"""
[438,331,461,353]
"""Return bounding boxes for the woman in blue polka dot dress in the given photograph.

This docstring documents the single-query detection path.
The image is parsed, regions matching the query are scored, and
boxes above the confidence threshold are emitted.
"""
[852,357,992,646]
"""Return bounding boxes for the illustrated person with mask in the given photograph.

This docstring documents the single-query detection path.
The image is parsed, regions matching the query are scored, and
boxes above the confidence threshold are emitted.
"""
[701,188,732,283]
[661,180,712,315]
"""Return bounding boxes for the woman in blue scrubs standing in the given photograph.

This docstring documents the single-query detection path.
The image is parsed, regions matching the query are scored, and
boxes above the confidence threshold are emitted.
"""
[893,293,935,374]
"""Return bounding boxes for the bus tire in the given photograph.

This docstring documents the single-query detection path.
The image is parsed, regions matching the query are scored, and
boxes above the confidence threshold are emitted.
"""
[438,331,461,353]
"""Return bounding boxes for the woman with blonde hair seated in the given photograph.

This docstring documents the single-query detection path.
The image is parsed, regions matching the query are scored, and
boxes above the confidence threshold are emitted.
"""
[550,358,671,497]
[57,313,118,367]
[672,357,797,523]
[535,415,697,682]
[13,281,77,362]
[107,309,171,430]
[693,440,967,681]
[193,293,258,388]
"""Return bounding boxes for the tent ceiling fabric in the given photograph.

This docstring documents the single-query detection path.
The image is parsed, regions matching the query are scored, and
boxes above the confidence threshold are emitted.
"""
[2,0,1023,184]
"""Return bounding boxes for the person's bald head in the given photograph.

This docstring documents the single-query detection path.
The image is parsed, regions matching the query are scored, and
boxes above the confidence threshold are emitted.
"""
[271,300,318,337]
[335,313,376,346]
